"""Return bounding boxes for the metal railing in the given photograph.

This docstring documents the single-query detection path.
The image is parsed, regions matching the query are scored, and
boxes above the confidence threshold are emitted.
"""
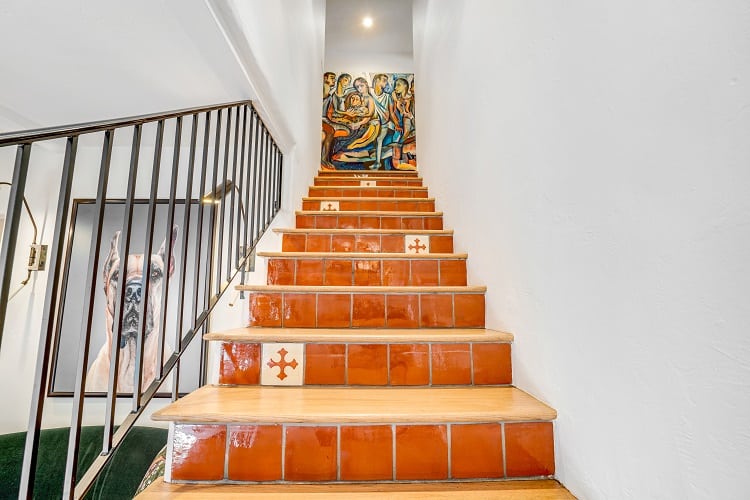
[0,100,282,498]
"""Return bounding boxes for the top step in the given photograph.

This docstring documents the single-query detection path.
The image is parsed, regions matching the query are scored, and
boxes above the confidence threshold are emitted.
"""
[318,169,419,177]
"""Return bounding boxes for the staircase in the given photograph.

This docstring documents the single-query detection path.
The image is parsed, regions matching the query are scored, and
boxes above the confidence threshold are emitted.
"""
[137,170,574,498]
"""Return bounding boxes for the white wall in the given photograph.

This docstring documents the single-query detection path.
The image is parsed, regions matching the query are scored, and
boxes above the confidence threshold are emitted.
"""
[0,0,323,433]
[325,51,414,75]
[414,1,750,498]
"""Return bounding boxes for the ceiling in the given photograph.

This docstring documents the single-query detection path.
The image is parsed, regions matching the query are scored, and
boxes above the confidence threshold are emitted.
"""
[324,0,413,59]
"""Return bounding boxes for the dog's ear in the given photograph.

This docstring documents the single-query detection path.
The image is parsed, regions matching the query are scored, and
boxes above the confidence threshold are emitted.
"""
[104,230,121,289]
[157,225,178,278]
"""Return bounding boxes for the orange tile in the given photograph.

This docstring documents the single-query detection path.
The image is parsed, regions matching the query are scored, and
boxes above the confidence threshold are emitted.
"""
[340,200,358,211]
[395,425,448,480]
[308,187,324,197]
[402,217,423,230]
[282,233,306,252]
[454,294,485,327]
[324,259,353,286]
[359,200,377,211]
[228,425,282,481]
[379,189,396,197]
[429,235,453,253]
[420,294,454,327]
[283,293,316,327]
[389,344,429,385]
[304,344,346,384]
[400,201,418,211]
[171,424,226,481]
[348,344,388,385]
[380,216,400,229]
[381,234,405,253]
[301,200,317,210]
[267,259,295,285]
[431,343,471,385]
[359,216,380,229]
[315,215,337,229]
[219,342,260,385]
[419,200,436,211]
[340,425,393,480]
[355,235,380,252]
[378,200,398,211]
[352,294,386,328]
[306,234,330,252]
[472,343,512,385]
[411,260,439,286]
[383,260,410,286]
[386,294,419,328]
[439,260,467,286]
[317,294,351,327]
[337,215,359,229]
[425,216,443,230]
[414,191,428,198]
[249,293,282,327]
[295,259,324,286]
[451,424,503,479]
[361,188,377,197]
[331,234,355,252]
[354,260,382,286]
[296,214,314,228]
[505,422,555,477]
[284,426,337,481]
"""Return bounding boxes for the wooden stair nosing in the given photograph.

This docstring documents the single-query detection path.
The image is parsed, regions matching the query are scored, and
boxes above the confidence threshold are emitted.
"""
[151,386,557,423]
[303,196,436,202]
[204,327,514,343]
[318,170,419,176]
[310,185,429,191]
[274,228,454,235]
[137,477,576,499]
[259,251,467,259]
[235,285,487,293]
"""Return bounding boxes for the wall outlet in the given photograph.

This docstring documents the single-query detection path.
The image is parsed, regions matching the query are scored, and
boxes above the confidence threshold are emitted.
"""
[28,244,47,271]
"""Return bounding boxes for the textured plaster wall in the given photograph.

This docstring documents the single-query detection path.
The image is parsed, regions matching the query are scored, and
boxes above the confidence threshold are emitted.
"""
[413,0,750,498]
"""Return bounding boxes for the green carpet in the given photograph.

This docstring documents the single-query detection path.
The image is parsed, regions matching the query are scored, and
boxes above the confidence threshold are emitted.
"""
[0,426,167,500]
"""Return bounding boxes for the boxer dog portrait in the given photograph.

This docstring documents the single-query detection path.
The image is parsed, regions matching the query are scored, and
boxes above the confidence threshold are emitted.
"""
[85,227,177,393]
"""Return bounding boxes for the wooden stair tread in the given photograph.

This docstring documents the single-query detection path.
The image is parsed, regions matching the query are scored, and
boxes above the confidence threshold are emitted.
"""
[236,285,486,293]
[152,386,556,423]
[311,185,428,190]
[137,477,575,499]
[318,170,418,176]
[204,327,513,343]
[275,228,453,234]
[296,210,443,216]
[259,251,467,259]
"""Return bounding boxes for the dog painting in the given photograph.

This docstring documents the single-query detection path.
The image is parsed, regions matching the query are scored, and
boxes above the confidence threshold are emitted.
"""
[85,227,177,393]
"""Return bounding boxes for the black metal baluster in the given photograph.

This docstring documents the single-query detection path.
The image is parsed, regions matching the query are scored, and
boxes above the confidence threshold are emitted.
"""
[19,137,77,500]
[0,143,32,343]
[250,109,261,246]
[240,107,255,290]
[63,129,114,499]
[103,124,142,453]
[215,108,232,291]
[263,128,272,226]
[227,106,241,278]
[132,120,164,409]
[235,106,248,273]
[173,114,198,400]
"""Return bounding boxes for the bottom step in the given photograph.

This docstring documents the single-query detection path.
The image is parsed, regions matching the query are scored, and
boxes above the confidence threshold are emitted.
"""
[137,477,575,499]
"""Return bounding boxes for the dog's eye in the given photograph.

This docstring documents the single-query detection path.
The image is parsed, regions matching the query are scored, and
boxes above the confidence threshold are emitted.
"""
[110,272,119,286]
[150,269,163,280]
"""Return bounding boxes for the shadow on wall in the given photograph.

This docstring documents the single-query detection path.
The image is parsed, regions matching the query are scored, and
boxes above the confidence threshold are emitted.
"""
[321,72,416,171]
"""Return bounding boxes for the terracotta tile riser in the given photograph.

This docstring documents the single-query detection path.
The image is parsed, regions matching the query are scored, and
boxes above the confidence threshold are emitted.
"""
[267,257,467,286]
[301,200,436,211]
[317,170,420,177]
[314,179,424,187]
[296,214,444,230]
[282,233,453,253]
[166,421,554,483]
[308,187,429,198]
[219,341,512,386]
[249,292,485,328]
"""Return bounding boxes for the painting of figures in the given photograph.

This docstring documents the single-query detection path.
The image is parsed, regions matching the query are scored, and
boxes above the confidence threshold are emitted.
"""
[322,72,416,171]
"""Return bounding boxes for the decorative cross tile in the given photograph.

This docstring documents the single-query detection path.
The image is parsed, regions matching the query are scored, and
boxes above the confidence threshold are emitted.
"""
[320,200,340,211]
[261,343,304,386]
[405,235,430,254]
[360,180,376,187]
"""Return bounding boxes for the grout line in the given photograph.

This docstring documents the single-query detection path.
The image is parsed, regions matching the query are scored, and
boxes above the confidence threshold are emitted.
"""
[386,343,391,385]
[281,424,287,480]
[315,293,319,328]
[470,342,475,385]
[344,343,349,385]
[223,424,230,479]
[337,424,341,481]
[392,423,397,480]
[428,343,433,386]
[501,422,507,478]
[447,423,452,479]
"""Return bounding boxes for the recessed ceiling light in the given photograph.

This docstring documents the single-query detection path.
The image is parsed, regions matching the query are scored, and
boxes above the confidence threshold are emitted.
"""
[362,16,373,28]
